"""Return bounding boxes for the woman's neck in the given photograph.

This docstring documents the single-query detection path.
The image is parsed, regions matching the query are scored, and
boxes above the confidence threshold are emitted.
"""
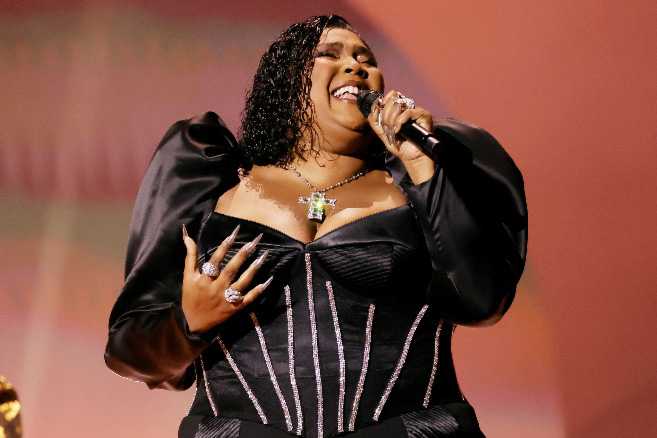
[289,150,370,189]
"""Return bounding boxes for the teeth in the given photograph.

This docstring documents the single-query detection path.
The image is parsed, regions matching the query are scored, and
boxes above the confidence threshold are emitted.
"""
[332,85,359,98]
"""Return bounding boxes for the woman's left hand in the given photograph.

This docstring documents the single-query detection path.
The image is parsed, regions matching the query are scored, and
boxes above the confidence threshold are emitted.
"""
[368,89,434,163]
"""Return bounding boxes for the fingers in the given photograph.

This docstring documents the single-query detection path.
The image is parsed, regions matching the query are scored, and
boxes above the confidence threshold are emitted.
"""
[217,232,263,285]
[182,224,197,277]
[392,107,431,134]
[368,103,382,131]
[230,249,269,292]
[208,224,241,267]
[182,225,274,332]
[368,90,398,141]
[372,90,433,155]
[381,90,404,130]
[238,275,274,308]
[372,90,404,148]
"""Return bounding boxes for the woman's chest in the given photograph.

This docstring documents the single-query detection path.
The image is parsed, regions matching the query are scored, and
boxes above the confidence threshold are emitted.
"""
[198,203,432,300]
[214,170,408,244]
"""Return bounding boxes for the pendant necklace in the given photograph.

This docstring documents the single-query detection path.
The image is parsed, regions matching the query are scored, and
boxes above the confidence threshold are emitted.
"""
[289,164,371,223]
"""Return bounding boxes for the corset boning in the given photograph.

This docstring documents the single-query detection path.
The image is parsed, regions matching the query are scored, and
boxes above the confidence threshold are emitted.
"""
[188,204,464,438]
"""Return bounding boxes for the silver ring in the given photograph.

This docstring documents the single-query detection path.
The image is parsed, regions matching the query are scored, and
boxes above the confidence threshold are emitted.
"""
[224,286,243,304]
[394,94,416,109]
[200,261,219,278]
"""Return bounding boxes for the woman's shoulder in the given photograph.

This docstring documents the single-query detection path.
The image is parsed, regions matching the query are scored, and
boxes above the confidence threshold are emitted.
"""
[123,112,241,276]
[433,117,522,181]
[155,111,240,162]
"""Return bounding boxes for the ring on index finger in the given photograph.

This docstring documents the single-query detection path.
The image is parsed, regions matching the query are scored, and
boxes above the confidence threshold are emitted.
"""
[224,286,243,304]
[394,93,416,110]
[201,261,219,278]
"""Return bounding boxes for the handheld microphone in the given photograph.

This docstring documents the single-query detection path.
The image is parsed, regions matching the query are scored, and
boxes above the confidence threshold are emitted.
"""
[357,89,440,159]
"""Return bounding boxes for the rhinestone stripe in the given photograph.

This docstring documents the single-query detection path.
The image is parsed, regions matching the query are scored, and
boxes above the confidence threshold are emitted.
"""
[216,335,268,424]
[422,320,443,408]
[199,353,218,416]
[250,312,293,432]
[348,303,375,431]
[305,252,324,438]
[285,285,304,436]
[373,304,429,421]
[325,281,346,433]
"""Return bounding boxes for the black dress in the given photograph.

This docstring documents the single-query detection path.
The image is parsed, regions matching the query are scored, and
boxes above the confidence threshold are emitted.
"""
[104,112,528,438]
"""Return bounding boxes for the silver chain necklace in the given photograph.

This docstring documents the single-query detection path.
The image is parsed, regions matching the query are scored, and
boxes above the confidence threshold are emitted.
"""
[288,164,371,223]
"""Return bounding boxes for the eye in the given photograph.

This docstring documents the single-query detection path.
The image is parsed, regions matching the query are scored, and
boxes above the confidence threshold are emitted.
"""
[316,50,338,58]
[356,54,377,67]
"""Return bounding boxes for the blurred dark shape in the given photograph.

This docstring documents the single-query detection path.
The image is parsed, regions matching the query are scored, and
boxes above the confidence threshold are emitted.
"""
[0,376,22,438]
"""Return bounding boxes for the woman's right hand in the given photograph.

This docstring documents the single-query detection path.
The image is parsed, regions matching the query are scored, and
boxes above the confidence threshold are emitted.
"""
[181,224,273,334]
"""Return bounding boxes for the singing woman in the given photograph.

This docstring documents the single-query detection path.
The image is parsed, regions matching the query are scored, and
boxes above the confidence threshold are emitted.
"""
[105,15,527,438]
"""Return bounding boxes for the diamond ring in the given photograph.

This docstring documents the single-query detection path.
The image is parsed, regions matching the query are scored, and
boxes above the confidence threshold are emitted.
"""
[394,94,416,110]
[200,261,219,278]
[224,287,243,304]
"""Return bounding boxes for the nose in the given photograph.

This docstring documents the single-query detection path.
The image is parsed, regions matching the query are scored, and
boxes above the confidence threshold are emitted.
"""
[344,58,368,79]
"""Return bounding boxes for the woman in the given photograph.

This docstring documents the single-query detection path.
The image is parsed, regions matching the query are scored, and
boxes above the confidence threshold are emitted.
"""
[105,15,527,438]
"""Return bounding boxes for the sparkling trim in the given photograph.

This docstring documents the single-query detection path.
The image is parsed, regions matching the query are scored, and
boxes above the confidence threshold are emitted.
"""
[348,303,375,431]
[423,320,443,408]
[373,304,429,421]
[325,281,345,433]
[216,335,268,424]
[250,312,293,432]
[199,353,218,417]
[285,285,304,436]
[305,252,324,438]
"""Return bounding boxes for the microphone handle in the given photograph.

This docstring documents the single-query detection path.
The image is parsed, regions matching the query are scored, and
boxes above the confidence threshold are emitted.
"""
[355,88,441,159]
[398,120,441,159]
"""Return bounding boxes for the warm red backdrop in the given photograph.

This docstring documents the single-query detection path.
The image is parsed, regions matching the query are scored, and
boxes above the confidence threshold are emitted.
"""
[1,1,655,437]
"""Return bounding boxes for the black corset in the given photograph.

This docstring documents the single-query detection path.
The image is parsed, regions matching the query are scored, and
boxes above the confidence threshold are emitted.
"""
[187,204,463,438]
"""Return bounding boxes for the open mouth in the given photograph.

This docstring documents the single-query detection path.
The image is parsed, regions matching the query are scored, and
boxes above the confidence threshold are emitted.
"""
[331,85,360,102]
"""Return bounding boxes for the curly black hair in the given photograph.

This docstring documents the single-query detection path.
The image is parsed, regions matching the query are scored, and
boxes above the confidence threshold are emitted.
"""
[238,15,377,170]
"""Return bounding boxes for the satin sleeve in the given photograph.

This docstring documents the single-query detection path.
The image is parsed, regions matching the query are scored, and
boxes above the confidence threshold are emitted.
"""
[104,111,240,390]
[386,118,528,326]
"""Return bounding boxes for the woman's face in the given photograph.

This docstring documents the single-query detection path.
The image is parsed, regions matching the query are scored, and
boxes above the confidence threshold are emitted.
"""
[309,27,384,155]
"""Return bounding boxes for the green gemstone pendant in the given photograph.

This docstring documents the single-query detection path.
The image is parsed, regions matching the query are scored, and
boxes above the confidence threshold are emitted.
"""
[298,191,336,223]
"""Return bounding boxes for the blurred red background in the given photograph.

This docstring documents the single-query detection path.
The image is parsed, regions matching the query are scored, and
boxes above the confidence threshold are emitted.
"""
[1,1,655,436]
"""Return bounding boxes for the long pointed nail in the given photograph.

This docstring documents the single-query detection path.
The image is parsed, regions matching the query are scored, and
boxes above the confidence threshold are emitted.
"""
[223,224,241,244]
[254,249,269,266]
[182,223,188,239]
[261,275,274,290]
[244,233,263,253]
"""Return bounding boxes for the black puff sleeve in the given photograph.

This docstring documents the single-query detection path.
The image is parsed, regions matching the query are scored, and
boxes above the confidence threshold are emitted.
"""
[386,118,528,326]
[104,112,240,390]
